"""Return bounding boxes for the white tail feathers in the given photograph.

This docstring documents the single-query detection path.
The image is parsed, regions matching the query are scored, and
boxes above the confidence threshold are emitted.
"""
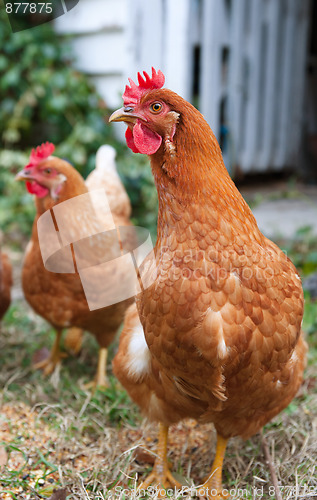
[85,145,131,219]
[95,145,118,174]
[86,145,119,191]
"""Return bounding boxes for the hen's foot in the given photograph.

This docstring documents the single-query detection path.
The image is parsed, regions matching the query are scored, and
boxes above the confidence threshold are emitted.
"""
[138,468,181,492]
[197,434,229,499]
[83,347,109,391]
[33,354,66,375]
[137,423,181,495]
[33,330,66,375]
[83,375,109,391]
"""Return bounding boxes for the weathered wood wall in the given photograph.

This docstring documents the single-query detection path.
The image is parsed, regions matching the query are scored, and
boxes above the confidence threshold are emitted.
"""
[55,0,311,174]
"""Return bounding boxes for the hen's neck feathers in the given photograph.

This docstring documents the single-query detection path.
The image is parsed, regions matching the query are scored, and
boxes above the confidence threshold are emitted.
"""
[35,164,87,215]
[148,90,261,243]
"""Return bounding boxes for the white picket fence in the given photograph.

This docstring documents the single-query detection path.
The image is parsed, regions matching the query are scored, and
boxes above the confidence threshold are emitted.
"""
[200,0,311,174]
[55,0,311,175]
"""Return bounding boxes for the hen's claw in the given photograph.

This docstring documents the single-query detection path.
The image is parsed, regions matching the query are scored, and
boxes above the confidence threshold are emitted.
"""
[138,465,181,491]
[137,423,181,495]
[197,434,229,499]
[83,347,109,391]
[33,352,67,375]
[33,329,66,375]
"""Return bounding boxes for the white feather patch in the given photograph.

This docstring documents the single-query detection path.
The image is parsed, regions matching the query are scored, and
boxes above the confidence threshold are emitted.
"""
[212,309,228,359]
[217,332,227,359]
[290,351,298,363]
[126,325,151,381]
[25,240,34,256]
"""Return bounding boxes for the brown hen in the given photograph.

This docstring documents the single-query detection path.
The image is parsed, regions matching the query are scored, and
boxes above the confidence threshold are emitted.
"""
[110,69,307,496]
[0,250,12,321]
[16,143,133,387]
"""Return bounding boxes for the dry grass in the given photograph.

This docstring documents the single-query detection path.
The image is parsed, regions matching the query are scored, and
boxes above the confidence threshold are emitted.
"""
[1,238,317,500]
[1,296,316,500]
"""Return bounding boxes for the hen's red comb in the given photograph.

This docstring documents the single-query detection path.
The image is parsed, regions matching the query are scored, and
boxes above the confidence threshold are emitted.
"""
[123,67,165,105]
[26,142,55,169]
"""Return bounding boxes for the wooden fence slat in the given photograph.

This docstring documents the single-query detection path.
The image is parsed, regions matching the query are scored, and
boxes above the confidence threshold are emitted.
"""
[126,0,164,80]
[71,32,125,75]
[228,0,248,170]
[288,0,310,166]
[200,0,222,136]
[240,0,264,172]
[257,0,280,170]
[274,0,297,168]
[54,0,127,34]
[164,0,192,100]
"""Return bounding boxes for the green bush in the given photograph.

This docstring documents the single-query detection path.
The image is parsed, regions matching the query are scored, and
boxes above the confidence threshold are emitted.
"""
[0,8,116,172]
[0,9,157,240]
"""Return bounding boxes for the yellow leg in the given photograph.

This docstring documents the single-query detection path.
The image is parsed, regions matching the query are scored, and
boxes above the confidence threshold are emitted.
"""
[84,347,109,390]
[138,423,181,492]
[95,347,109,387]
[33,329,66,375]
[199,433,229,499]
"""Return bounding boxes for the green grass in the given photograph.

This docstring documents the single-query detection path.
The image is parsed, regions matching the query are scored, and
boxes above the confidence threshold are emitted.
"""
[1,228,317,499]
[281,226,317,276]
[1,302,140,429]
[303,293,317,338]
[1,294,316,499]
[0,300,142,498]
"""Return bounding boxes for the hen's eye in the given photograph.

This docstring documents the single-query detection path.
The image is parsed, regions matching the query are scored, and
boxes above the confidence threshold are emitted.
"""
[44,168,52,174]
[150,102,162,113]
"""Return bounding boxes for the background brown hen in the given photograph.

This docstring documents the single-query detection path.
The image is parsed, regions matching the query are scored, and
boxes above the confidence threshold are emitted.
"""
[17,143,134,388]
[0,248,12,321]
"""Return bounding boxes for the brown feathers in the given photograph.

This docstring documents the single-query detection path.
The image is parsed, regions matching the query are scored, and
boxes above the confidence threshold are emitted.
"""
[21,152,133,364]
[0,252,12,321]
[112,80,307,442]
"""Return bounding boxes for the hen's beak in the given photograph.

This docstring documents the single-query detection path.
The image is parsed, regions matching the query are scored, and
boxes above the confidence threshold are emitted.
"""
[15,167,35,181]
[109,106,140,124]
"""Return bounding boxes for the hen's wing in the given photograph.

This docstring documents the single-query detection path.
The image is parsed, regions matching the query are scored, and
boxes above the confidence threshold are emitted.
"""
[85,145,131,219]
[113,303,207,425]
